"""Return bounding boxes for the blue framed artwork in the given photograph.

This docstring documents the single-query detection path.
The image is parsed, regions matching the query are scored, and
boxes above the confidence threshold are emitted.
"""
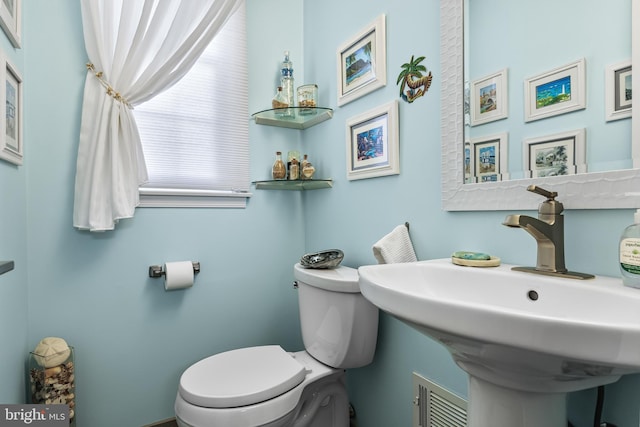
[469,132,509,182]
[524,58,586,122]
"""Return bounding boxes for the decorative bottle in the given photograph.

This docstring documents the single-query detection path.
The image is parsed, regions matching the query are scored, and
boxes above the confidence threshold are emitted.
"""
[288,158,300,180]
[272,86,288,109]
[301,154,316,180]
[620,209,640,288]
[287,150,300,180]
[272,151,286,180]
[281,51,295,108]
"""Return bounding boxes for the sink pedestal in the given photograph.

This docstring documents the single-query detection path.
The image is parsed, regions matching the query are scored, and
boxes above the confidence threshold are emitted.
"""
[468,376,566,427]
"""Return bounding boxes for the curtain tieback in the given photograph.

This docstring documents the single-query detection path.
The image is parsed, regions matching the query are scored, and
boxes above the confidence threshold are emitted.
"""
[86,63,132,109]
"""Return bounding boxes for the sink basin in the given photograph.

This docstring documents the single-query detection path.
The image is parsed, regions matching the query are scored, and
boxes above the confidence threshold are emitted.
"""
[358,258,640,427]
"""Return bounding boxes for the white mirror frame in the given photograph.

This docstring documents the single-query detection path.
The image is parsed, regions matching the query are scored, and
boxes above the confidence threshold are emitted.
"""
[441,0,640,211]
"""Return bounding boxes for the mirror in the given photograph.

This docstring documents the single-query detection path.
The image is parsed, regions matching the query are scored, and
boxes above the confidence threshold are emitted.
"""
[466,0,630,181]
[441,0,640,210]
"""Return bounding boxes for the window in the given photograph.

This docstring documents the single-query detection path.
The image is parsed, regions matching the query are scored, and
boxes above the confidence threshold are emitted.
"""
[134,2,250,208]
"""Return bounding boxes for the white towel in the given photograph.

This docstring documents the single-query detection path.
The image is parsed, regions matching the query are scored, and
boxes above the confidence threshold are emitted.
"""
[372,225,418,264]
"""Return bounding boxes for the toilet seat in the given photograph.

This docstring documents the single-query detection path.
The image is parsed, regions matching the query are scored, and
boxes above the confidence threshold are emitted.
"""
[175,350,342,427]
[179,345,307,408]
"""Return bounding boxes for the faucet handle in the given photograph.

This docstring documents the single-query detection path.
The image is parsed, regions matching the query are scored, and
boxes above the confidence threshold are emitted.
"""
[528,185,563,214]
[527,185,557,201]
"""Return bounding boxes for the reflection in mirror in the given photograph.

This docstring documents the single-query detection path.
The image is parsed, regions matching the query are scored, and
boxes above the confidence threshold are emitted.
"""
[441,0,640,211]
[465,0,631,184]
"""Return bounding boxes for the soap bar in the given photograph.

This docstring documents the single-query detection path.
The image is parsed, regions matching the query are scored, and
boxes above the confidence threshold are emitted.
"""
[452,251,491,261]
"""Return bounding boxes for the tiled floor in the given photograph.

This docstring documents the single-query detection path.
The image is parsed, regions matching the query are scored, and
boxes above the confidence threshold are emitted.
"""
[142,418,177,427]
[144,407,360,426]
[144,415,360,426]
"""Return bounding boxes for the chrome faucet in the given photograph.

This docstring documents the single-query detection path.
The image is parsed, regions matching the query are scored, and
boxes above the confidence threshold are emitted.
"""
[502,185,594,280]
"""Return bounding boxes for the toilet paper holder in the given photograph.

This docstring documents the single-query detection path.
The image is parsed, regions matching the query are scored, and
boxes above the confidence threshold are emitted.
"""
[148,262,200,278]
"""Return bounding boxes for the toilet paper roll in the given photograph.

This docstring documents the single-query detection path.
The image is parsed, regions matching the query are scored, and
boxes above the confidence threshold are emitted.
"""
[164,261,194,291]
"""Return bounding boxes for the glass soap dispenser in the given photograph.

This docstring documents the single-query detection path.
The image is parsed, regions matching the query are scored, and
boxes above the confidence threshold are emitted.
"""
[620,209,640,288]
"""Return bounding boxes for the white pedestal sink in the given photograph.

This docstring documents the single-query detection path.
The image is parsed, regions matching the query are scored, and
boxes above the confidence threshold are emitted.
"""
[358,259,640,427]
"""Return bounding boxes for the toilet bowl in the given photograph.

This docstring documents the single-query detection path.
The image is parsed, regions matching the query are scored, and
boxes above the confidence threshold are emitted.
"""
[175,348,347,427]
[175,263,379,427]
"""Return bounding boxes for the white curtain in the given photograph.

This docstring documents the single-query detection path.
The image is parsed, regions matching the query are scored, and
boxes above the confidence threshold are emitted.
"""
[74,0,242,231]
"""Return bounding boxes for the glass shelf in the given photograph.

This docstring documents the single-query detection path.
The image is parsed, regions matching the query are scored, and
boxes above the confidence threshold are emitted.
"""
[252,179,333,191]
[252,107,333,129]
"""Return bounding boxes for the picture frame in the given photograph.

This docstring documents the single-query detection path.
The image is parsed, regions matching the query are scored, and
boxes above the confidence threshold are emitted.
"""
[605,60,632,122]
[470,68,508,126]
[0,0,20,48]
[346,100,399,180]
[0,54,23,165]
[464,141,472,183]
[523,129,586,178]
[469,132,509,182]
[337,14,386,107]
[524,58,586,122]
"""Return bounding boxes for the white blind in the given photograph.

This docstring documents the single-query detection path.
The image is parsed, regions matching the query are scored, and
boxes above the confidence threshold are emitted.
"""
[134,2,250,208]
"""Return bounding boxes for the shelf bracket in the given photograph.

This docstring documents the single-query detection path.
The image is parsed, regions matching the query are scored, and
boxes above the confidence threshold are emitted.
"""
[0,261,15,276]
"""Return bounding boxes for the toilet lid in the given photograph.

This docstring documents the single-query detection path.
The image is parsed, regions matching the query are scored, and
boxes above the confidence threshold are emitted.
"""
[179,345,307,408]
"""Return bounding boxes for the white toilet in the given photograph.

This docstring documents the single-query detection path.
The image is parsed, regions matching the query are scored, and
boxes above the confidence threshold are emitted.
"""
[174,263,379,427]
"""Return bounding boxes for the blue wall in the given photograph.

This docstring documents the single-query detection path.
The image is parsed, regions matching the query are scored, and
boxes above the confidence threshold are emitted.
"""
[0,32,27,404]
[0,0,633,426]
[301,1,640,427]
[20,1,306,425]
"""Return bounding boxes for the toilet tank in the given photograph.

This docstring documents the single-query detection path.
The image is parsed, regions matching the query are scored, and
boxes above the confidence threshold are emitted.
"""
[294,263,379,369]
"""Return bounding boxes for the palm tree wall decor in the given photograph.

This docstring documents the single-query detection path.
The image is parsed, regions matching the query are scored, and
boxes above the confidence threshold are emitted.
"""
[397,55,433,103]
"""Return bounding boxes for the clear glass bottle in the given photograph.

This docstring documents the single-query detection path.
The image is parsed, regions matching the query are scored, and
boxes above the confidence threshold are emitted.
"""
[287,151,299,164]
[301,154,316,180]
[281,51,295,108]
[620,209,640,288]
[272,151,286,180]
[272,86,288,109]
[289,158,300,180]
[297,84,318,115]
[286,151,299,180]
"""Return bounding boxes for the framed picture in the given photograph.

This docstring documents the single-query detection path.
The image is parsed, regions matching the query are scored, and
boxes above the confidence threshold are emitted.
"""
[524,58,586,122]
[469,133,509,182]
[470,69,508,126]
[605,60,632,122]
[0,54,23,165]
[0,0,20,48]
[346,100,399,180]
[523,129,586,178]
[337,14,386,107]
